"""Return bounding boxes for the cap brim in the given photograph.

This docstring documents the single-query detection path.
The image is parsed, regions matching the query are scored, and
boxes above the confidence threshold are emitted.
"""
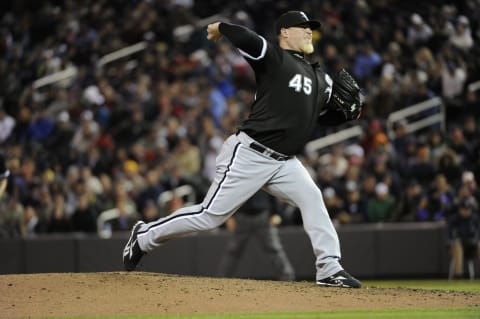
[293,20,321,30]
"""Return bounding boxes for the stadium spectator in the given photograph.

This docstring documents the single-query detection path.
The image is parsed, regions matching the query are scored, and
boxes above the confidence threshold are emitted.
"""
[0,153,9,196]
[340,181,367,224]
[47,193,73,233]
[71,110,100,154]
[370,154,401,198]
[462,116,478,142]
[172,137,201,179]
[391,120,410,158]
[71,192,97,233]
[141,199,160,223]
[0,195,23,238]
[361,174,377,202]
[122,159,147,199]
[461,171,480,204]
[45,111,75,159]
[436,150,462,188]
[407,13,433,47]
[407,142,436,189]
[449,16,474,51]
[418,174,455,221]
[448,200,479,279]
[319,144,349,179]
[323,187,345,225]
[21,203,47,237]
[26,109,55,143]
[369,75,399,120]
[392,179,424,222]
[440,57,467,101]
[338,164,363,197]
[353,43,382,84]
[135,169,164,216]
[198,116,223,182]
[0,106,15,143]
[360,119,389,156]
[428,130,448,165]
[366,182,396,222]
[449,127,474,168]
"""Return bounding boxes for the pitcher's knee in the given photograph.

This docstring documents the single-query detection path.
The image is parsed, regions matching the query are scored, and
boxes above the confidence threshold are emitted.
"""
[202,211,230,230]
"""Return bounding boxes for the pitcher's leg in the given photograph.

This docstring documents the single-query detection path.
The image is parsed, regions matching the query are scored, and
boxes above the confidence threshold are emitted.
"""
[136,136,282,253]
[264,158,342,280]
[137,204,230,251]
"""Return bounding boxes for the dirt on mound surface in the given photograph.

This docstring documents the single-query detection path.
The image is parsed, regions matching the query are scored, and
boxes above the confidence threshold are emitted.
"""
[1,272,479,318]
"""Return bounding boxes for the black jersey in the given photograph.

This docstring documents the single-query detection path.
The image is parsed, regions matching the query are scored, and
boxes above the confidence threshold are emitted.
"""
[219,22,347,155]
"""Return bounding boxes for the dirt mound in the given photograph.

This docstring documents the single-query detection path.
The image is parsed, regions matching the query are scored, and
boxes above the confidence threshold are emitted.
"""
[1,272,479,318]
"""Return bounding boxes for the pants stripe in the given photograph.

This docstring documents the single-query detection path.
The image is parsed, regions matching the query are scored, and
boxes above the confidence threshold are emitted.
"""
[205,143,242,210]
[137,142,241,235]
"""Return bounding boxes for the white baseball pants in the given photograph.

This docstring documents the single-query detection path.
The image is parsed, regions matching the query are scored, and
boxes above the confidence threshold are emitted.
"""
[136,132,343,280]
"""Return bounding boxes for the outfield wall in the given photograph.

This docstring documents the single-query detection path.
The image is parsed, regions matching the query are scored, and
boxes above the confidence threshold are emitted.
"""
[0,222,455,279]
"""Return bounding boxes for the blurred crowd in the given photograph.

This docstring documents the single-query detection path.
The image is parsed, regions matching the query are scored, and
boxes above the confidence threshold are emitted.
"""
[0,0,479,239]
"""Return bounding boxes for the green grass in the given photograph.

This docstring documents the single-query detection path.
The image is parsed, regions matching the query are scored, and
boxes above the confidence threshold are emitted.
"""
[67,308,480,319]
[60,280,480,319]
[364,279,480,293]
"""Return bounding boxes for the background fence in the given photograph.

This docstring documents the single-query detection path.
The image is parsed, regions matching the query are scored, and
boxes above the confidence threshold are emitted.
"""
[0,222,458,279]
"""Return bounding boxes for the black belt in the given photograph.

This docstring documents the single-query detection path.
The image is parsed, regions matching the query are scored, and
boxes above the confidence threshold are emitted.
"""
[249,142,292,161]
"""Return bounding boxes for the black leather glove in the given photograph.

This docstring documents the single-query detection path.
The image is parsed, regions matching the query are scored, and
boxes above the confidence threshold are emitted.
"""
[329,69,363,120]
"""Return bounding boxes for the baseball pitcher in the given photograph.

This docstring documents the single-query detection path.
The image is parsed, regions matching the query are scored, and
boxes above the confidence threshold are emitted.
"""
[123,10,363,288]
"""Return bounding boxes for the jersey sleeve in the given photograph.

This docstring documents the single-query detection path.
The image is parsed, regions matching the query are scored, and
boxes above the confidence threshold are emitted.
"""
[219,22,266,60]
[218,22,282,69]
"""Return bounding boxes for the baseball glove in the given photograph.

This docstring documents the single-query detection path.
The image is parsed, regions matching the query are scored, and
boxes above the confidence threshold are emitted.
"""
[329,69,363,121]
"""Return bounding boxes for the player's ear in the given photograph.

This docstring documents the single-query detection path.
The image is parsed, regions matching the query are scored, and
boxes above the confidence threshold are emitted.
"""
[280,28,289,38]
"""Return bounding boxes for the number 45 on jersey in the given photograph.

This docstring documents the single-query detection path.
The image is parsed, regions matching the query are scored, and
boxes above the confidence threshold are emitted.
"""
[289,74,312,95]
[289,73,333,97]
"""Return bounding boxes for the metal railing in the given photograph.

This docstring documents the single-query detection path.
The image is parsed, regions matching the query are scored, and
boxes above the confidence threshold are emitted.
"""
[468,80,480,93]
[305,125,363,154]
[32,41,148,90]
[97,204,138,238]
[32,66,78,90]
[157,185,196,216]
[305,96,448,154]
[386,97,445,139]
[96,42,147,68]
[31,13,225,90]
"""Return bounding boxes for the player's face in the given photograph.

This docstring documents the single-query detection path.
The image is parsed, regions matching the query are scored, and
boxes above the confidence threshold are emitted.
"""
[287,25,314,54]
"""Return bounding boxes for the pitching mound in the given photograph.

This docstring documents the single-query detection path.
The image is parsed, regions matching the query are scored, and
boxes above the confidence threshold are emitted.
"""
[1,272,479,318]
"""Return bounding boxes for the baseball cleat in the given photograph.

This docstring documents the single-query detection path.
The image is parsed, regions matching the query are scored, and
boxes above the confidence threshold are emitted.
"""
[123,221,146,271]
[316,270,361,288]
